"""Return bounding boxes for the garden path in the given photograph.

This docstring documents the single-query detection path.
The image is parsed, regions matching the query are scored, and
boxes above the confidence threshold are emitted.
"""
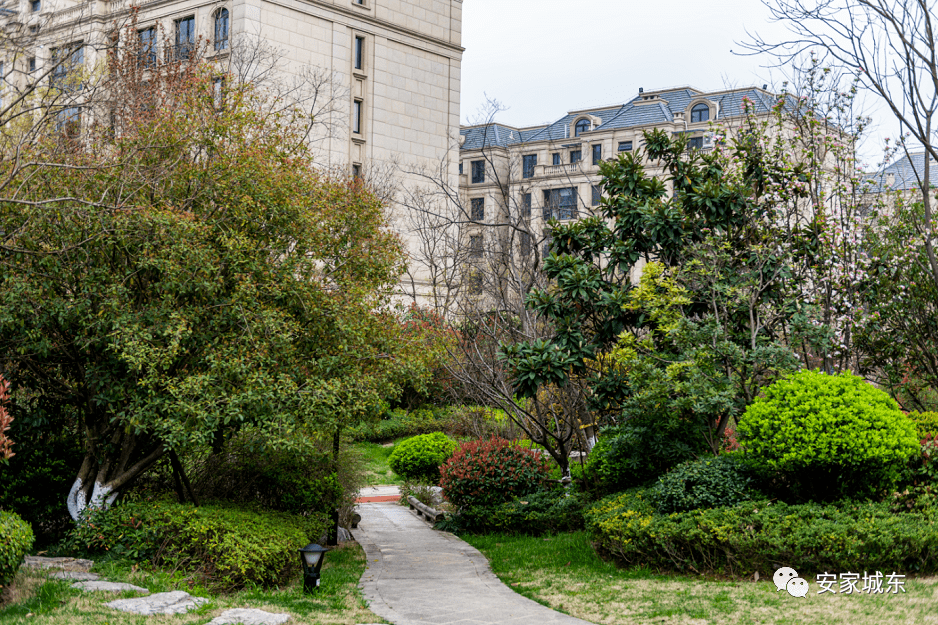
[354,501,595,625]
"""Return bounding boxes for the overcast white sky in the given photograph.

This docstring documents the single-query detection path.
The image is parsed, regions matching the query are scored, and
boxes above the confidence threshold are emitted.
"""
[459,0,890,165]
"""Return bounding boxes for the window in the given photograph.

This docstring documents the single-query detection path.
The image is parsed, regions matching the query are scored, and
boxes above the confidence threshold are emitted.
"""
[543,187,577,221]
[470,197,484,221]
[213,77,225,108]
[691,103,710,123]
[352,163,362,179]
[214,9,229,51]
[175,16,195,60]
[458,162,463,175]
[520,232,532,256]
[30,0,40,11]
[469,235,483,258]
[467,270,482,294]
[28,57,35,73]
[570,150,581,164]
[687,136,704,151]
[138,28,157,68]
[51,44,83,90]
[29,25,39,35]
[592,184,602,206]
[618,141,633,152]
[56,106,81,139]
[471,160,485,184]
[592,144,602,165]
[552,152,560,166]
[354,36,364,71]
[521,192,532,218]
[353,99,362,134]
[542,234,552,258]
[522,154,537,179]
[575,118,590,137]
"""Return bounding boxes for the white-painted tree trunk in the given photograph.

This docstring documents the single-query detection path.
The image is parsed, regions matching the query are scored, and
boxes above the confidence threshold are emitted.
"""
[67,477,118,522]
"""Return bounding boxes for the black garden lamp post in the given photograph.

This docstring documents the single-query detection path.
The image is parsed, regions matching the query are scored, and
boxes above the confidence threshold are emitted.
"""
[299,542,328,593]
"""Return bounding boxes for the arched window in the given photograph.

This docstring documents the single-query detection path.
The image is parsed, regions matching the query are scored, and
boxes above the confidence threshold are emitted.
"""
[691,103,710,123]
[575,118,590,137]
[214,8,229,51]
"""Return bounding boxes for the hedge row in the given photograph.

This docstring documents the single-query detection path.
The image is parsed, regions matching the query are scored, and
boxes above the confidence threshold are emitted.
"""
[443,489,586,535]
[585,492,938,576]
[0,511,34,588]
[69,501,329,591]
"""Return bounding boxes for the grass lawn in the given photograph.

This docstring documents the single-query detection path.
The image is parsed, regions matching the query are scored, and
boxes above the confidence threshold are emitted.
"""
[354,441,404,486]
[0,542,386,625]
[461,531,938,625]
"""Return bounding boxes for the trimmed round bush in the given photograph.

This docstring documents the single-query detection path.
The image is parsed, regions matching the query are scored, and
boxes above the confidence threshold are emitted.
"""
[0,511,34,588]
[649,454,761,514]
[388,432,457,483]
[737,369,919,500]
[440,437,550,508]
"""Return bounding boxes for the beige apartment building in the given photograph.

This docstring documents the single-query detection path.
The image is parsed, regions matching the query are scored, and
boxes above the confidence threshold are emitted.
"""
[456,85,783,285]
[1,0,463,299]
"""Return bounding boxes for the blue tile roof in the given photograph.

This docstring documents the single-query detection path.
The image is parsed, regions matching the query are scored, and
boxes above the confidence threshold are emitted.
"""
[459,86,787,152]
[866,152,938,193]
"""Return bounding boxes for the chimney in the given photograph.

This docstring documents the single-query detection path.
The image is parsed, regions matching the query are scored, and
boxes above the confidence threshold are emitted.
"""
[639,87,643,94]
[885,173,896,188]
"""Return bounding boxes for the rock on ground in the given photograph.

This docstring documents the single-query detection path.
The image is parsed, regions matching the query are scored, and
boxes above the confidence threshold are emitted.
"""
[23,556,94,572]
[105,590,209,615]
[207,608,291,624]
[51,571,100,581]
[71,581,149,594]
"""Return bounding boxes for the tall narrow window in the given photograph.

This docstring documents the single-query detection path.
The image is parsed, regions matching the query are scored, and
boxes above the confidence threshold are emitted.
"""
[471,160,485,184]
[470,197,484,221]
[520,232,532,256]
[354,36,364,71]
[570,150,581,164]
[214,9,229,51]
[552,152,560,165]
[28,57,36,73]
[138,28,157,68]
[521,192,532,218]
[56,106,81,138]
[353,99,362,134]
[522,154,537,178]
[352,163,362,179]
[175,16,195,61]
[544,188,577,220]
[51,44,83,90]
[30,0,40,11]
[469,235,483,258]
[458,162,463,175]
[592,184,602,206]
[592,144,602,165]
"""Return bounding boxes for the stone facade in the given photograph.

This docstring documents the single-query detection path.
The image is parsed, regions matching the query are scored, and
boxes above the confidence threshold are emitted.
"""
[2,0,463,298]
[457,86,784,286]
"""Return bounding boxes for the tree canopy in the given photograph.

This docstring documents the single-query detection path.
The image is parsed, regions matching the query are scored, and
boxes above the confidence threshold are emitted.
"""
[0,59,411,520]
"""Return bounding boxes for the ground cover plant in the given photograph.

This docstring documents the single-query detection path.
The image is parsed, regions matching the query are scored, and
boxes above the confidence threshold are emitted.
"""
[461,531,938,625]
[0,542,381,625]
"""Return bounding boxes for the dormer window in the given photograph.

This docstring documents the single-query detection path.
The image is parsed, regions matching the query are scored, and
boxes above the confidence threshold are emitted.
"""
[575,118,590,137]
[691,103,710,123]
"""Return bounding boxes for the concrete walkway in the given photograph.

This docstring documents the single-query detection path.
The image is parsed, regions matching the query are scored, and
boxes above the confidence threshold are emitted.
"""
[354,502,595,625]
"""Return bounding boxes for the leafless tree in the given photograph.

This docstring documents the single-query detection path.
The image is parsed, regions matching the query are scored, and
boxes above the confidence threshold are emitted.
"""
[743,0,938,289]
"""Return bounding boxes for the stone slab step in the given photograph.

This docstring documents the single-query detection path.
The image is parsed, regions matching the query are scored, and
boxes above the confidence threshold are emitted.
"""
[105,590,209,615]
[51,571,100,581]
[207,608,291,624]
[72,581,149,594]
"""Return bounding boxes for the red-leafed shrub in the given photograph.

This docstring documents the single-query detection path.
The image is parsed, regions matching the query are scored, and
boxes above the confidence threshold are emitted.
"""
[439,437,550,508]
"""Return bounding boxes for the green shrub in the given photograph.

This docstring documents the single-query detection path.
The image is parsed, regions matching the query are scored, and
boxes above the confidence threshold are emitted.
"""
[0,511,34,589]
[347,407,450,442]
[892,437,938,513]
[907,411,938,441]
[649,454,761,514]
[440,437,550,508]
[0,423,84,546]
[66,501,328,591]
[586,418,703,493]
[586,497,938,576]
[737,370,920,500]
[445,406,523,440]
[185,433,343,517]
[388,432,457,483]
[444,488,586,534]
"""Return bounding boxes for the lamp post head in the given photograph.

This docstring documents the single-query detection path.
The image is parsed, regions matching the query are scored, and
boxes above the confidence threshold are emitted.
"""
[299,543,328,593]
